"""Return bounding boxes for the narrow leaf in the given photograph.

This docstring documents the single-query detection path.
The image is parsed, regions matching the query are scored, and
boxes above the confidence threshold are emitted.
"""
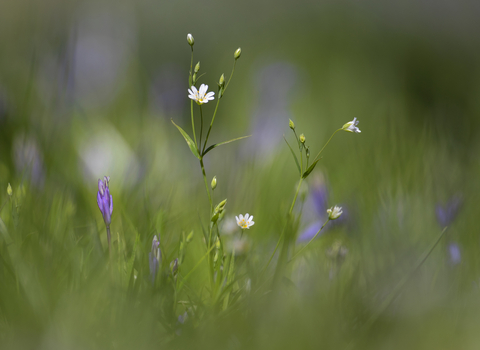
[171,119,201,159]
[302,158,321,179]
[203,135,251,156]
[283,135,301,175]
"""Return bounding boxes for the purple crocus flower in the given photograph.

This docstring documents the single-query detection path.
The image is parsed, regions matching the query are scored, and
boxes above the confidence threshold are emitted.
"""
[97,176,113,225]
[448,242,461,265]
[97,176,113,249]
[435,195,462,227]
[149,235,161,283]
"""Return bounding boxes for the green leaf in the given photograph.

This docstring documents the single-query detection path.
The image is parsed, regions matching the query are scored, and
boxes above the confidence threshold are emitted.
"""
[203,135,251,156]
[283,135,301,175]
[171,119,201,159]
[302,158,321,179]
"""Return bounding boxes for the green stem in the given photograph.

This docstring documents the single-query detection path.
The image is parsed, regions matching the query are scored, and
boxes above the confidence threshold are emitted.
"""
[199,105,204,148]
[312,129,341,164]
[346,227,448,350]
[289,178,303,215]
[261,176,304,276]
[189,50,198,149]
[199,158,213,212]
[224,60,237,91]
[288,219,330,263]
[202,97,221,154]
[177,241,217,293]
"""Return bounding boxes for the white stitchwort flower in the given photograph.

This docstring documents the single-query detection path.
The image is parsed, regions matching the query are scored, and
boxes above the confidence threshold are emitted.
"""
[188,84,215,105]
[236,213,255,229]
[342,118,361,133]
[327,205,343,220]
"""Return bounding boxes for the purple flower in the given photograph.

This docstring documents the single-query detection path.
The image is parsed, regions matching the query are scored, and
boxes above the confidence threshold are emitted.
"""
[448,243,461,265]
[149,235,161,283]
[97,176,113,226]
[436,195,462,227]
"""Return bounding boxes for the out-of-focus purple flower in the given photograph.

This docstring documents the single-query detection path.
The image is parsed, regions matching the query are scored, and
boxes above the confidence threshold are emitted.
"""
[149,235,161,283]
[13,134,45,187]
[298,221,323,242]
[436,195,462,227]
[97,176,113,226]
[297,175,350,243]
[448,243,461,265]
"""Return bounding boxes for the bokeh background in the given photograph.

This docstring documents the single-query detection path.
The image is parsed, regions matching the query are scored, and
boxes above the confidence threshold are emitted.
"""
[0,0,479,349]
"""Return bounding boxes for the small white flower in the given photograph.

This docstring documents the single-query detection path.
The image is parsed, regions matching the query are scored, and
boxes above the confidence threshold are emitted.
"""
[327,205,343,220]
[342,118,361,133]
[188,84,215,105]
[236,213,255,229]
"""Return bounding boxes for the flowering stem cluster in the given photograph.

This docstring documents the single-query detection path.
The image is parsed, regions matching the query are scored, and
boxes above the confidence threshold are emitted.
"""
[263,118,361,276]
[170,34,249,300]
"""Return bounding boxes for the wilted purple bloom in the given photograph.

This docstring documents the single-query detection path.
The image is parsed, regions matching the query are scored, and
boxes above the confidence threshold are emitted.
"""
[436,195,462,227]
[448,243,461,265]
[97,176,113,226]
[149,235,161,283]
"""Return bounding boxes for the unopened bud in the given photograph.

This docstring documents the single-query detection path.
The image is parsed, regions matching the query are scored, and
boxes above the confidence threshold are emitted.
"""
[215,238,221,250]
[234,48,242,60]
[170,258,179,276]
[187,33,194,46]
[299,134,306,144]
[211,176,217,190]
[7,183,12,197]
[211,199,227,223]
[289,119,295,130]
[218,74,225,88]
[194,61,200,73]
[186,231,194,243]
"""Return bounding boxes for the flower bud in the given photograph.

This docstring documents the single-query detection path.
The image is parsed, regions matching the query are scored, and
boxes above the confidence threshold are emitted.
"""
[215,237,221,250]
[211,199,227,223]
[170,258,179,276]
[211,176,217,190]
[299,134,306,144]
[289,119,295,130]
[218,74,225,88]
[234,48,242,60]
[7,183,12,197]
[194,61,200,73]
[187,33,194,46]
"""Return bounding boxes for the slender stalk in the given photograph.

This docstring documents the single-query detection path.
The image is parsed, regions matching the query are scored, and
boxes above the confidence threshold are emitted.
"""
[261,177,304,276]
[199,159,213,212]
[346,227,448,350]
[289,178,304,215]
[202,96,221,154]
[312,129,341,164]
[288,219,329,263]
[189,50,198,149]
[177,241,217,293]
[106,226,111,253]
[199,105,204,148]
[224,60,237,91]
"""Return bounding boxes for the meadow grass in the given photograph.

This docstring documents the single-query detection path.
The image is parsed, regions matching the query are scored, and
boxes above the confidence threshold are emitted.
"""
[0,13,479,350]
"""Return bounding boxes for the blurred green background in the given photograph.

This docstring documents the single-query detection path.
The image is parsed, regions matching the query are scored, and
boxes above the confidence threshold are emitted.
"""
[0,0,479,349]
